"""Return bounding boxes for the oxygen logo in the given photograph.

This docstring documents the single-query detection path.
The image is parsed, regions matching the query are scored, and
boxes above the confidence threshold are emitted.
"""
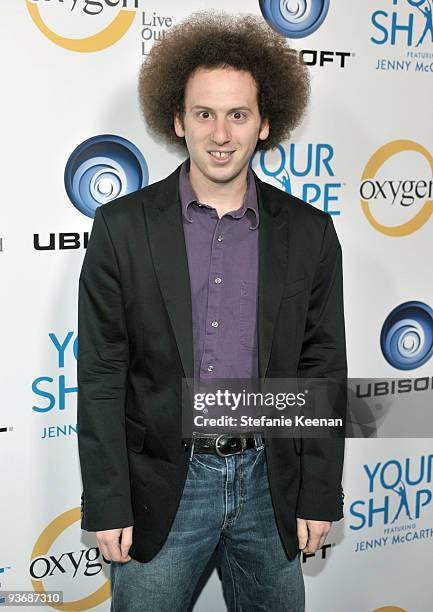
[259,0,330,38]
[360,140,433,236]
[25,0,139,52]
[381,302,433,370]
[64,135,148,218]
[30,508,110,610]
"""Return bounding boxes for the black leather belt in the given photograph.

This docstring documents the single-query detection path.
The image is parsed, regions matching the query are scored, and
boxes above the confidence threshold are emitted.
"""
[191,433,259,457]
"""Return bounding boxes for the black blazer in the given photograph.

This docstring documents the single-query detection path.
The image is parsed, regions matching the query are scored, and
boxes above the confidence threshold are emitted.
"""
[77,162,347,563]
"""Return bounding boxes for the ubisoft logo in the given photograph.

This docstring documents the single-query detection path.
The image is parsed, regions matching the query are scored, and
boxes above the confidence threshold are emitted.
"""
[64,134,149,218]
[381,301,433,370]
[259,0,330,38]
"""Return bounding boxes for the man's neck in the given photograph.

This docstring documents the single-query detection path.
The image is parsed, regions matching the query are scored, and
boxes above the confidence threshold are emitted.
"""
[188,163,249,218]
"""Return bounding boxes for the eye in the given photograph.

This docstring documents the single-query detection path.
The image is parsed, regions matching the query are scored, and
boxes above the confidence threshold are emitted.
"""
[198,111,211,119]
[232,111,247,120]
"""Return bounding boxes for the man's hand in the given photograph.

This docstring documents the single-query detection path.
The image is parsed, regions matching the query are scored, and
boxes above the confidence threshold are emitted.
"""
[296,518,331,553]
[96,526,133,563]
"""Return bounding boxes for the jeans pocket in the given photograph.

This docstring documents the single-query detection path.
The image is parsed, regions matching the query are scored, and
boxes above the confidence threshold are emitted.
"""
[239,280,258,350]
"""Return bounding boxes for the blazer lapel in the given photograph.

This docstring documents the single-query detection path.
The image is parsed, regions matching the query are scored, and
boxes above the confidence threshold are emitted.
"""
[254,174,289,378]
[143,164,194,381]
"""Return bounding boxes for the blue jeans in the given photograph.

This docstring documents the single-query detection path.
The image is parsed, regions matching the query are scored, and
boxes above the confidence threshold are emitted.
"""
[110,441,305,611]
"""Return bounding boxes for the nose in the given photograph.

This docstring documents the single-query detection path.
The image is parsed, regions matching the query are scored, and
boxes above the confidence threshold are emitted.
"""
[211,117,231,146]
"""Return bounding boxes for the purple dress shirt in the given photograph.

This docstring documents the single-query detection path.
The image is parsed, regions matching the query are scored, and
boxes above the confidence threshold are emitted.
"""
[179,159,259,389]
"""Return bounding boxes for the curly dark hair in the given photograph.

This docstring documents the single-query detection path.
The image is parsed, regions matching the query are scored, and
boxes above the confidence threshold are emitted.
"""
[137,11,310,151]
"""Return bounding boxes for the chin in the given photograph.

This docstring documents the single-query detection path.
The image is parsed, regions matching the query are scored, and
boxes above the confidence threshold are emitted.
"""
[207,170,239,184]
[205,163,245,183]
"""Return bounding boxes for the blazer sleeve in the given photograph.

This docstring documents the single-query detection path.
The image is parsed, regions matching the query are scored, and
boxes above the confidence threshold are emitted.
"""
[296,213,347,521]
[77,205,133,531]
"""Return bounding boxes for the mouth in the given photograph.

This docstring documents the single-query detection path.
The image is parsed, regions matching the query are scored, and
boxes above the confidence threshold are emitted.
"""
[208,150,235,163]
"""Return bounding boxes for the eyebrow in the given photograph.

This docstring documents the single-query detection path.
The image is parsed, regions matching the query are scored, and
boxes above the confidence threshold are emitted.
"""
[190,105,252,113]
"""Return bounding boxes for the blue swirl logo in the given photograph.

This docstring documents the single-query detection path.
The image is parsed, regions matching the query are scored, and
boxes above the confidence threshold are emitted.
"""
[259,0,330,38]
[381,301,433,370]
[64,135,149,218]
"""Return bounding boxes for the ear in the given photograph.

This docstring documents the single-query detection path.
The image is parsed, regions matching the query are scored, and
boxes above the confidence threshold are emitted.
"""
[258,117,269,141]
[174,114,185,138]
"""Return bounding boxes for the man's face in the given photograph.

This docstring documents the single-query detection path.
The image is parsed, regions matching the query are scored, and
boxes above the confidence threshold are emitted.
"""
[174,67,269,185]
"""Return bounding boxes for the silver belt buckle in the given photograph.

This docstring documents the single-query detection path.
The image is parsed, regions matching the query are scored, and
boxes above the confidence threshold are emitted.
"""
[215,434,245,457]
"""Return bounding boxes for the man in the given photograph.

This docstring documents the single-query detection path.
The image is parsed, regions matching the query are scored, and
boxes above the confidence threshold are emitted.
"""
[77,11,347,612]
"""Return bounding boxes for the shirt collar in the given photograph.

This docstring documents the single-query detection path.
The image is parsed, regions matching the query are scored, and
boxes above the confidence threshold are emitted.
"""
[178,158,259,230]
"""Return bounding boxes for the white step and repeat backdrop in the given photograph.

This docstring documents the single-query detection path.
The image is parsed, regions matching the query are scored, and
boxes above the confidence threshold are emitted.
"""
[1,1,432,610]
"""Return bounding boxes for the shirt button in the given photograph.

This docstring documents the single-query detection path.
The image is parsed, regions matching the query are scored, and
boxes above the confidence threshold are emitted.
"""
[214,277,222,284]
[217,234,224,242]
[207,364,214,372]
[211,321,219,328]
